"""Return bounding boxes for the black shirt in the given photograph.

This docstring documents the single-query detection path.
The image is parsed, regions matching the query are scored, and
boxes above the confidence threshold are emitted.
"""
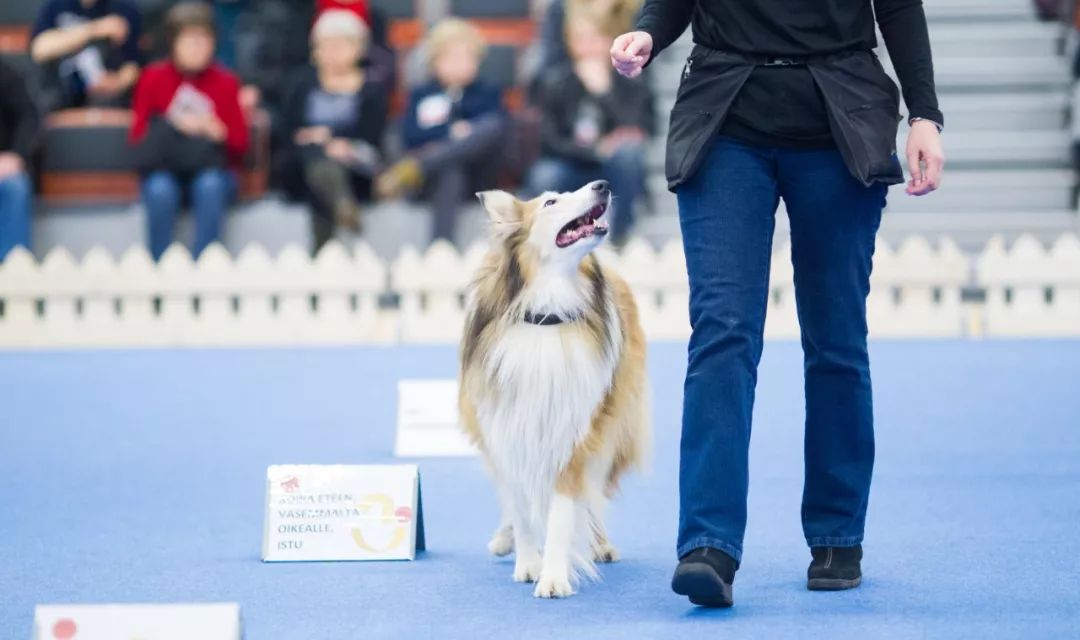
[637,0,942,147]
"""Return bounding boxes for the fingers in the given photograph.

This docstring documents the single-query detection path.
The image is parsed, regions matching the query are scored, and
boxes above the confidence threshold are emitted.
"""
[611,33,647,78]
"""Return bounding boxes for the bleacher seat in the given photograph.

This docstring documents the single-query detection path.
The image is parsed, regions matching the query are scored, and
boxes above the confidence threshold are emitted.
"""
[371,0,423,49]
[448,0,533,19]
[40,109,270,205]
[0,1,42,26]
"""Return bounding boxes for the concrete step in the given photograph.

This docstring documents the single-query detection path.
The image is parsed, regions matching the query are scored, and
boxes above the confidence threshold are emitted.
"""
[924,0,1038,22]
[925,21,1062,57]
[883,169,1075,212]
[897,129,1070,169]
[880,54,1069,92]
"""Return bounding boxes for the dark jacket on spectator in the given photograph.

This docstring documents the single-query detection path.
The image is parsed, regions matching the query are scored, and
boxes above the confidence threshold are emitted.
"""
[0,60,42,167]
[401,80,505,150]
[276,67,391,201]
[535,65,655,165]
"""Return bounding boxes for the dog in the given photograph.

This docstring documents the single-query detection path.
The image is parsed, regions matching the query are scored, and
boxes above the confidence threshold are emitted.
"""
[458,180,650,598]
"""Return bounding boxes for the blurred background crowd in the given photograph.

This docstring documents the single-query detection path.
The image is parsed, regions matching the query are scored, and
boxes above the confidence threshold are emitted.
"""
[0,0,658,261]
[1,0,1079,264]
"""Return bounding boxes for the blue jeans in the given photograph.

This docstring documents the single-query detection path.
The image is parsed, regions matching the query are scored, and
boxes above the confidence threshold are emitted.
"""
[525,143,646,243]
[676,137,887,564]
[142,169,236,260]
[0,172,32,260]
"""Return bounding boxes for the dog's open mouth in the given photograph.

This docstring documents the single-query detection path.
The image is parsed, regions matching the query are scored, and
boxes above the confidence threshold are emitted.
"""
[555,202,609,248]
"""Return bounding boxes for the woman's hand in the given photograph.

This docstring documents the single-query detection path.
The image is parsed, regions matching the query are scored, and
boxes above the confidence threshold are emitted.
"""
[325,138,355,162]
[295,126,332,146]
[906,120,945,196]
[610,31,653,79]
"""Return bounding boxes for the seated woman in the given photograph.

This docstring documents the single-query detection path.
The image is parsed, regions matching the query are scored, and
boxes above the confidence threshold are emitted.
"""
[129,2,248,260]
[377,19,506,244]
[278,9,390,252]
[0,59,40,260]
[526,6,653,245]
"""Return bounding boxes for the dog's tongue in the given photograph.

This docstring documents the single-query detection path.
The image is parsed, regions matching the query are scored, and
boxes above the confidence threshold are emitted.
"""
[558,222,596,247]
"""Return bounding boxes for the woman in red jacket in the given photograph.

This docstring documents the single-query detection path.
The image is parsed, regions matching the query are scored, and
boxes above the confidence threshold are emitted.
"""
[129,2,248,260]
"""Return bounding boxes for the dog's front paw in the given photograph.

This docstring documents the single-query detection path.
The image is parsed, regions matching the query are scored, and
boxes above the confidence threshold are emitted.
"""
[533,571,574,598]
[488,525,514,557]
[593,542,620,563]
[512,557,542,583]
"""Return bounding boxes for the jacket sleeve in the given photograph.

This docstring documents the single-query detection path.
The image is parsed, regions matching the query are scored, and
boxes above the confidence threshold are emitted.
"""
[0,63,41,164]
[128,67,155,144]
[873,0,944,126]
[635,0,696,63]
[356,79,391,148]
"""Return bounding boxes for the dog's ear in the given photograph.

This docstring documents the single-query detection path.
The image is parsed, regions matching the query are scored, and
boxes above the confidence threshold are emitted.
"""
[476,190,521,227]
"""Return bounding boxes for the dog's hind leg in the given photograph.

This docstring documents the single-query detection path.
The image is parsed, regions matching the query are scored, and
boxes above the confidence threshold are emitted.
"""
[587,487,619,563]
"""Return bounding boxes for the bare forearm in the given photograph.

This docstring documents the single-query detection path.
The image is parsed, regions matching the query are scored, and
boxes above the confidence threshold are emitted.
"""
[31,24,94,63]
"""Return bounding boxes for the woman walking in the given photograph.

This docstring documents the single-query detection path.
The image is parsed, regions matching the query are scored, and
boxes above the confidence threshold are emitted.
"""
[611,0,945,607]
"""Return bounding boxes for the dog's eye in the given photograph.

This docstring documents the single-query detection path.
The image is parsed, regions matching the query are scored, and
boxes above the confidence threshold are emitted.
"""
[543,199,557,207]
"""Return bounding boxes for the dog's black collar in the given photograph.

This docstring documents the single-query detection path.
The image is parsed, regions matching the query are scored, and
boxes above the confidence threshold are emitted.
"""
[523,311,578,326]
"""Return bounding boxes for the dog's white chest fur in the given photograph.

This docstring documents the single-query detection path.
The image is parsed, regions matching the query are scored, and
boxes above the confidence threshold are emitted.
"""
[478,321,616,496]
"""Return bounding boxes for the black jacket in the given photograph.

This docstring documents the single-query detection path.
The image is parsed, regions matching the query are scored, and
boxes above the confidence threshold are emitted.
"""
[0,60,41,166]
[536,65,655,165]
[275,67,391,201]
[665,46,904,190]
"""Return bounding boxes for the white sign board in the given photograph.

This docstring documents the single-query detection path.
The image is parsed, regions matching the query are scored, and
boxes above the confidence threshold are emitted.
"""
[262,464,425,562]
[395,379,477,457]
[33,603,241,640]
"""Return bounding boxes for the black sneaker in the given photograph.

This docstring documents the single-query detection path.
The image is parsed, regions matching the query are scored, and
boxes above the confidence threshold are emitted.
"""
[671,547,736,607]
[807,545,862,591]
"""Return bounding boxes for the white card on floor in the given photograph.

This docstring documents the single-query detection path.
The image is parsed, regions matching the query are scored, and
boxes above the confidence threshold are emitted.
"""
[394,379,477,457]
[33,603,241,640]
[262,464,425,562]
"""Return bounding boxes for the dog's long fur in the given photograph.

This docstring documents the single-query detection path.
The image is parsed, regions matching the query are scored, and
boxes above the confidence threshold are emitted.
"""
[459,183,650,598]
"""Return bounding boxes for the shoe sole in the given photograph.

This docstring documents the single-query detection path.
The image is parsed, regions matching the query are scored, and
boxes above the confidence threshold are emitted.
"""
[671,564,734,608]
[807,576,862,591]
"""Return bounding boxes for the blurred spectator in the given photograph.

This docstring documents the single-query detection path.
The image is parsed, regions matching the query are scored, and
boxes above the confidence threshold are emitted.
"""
[0,60,40,260]
[278,10,390,252]
[30,0,143,111]
[377,19,506,244]
[531,0,642,91]
[525,7,653,245]
[129,2,248,260]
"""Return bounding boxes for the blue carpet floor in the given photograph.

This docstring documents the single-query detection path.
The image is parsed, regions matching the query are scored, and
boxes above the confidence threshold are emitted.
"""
[2,341,1079,639]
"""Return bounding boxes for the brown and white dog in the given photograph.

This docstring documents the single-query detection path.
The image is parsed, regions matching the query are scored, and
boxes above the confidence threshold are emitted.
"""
[459,180,650,598]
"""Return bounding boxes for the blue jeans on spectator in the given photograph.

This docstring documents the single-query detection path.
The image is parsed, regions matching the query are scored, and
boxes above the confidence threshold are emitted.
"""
[142,169,237,260]
[0,172,32,260]
[525,142,646,243]
[676,136,888,564]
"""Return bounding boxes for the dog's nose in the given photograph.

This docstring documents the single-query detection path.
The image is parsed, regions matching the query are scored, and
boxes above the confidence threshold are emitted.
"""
[591,180,610,193]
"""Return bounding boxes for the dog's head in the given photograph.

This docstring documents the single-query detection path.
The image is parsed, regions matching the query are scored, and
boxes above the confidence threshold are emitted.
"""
[476,180,612,268]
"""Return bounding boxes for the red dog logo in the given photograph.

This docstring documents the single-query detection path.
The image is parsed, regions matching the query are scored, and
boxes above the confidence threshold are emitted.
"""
[280,477,300,493]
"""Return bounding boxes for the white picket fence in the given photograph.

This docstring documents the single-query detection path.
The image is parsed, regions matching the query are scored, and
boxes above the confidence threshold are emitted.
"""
[0,234,1077,349]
